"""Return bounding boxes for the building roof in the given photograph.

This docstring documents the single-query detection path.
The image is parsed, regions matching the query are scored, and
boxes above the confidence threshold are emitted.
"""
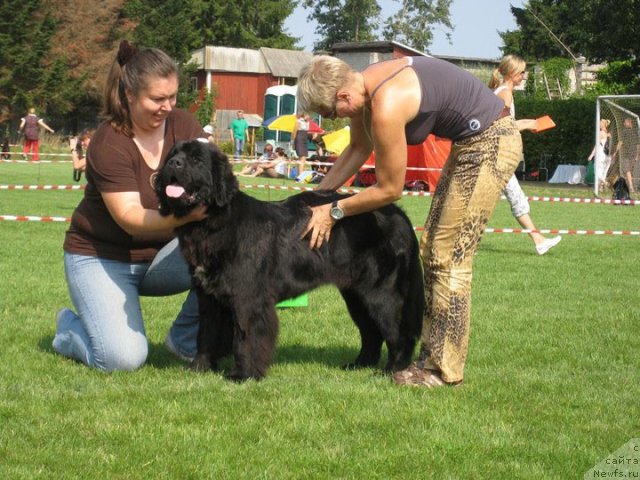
[332,40,504,64]
[332,40,428,57]
[191,46,270,73]
[191,46,312,78]
[260,48,313,78]
[436,54,501,65]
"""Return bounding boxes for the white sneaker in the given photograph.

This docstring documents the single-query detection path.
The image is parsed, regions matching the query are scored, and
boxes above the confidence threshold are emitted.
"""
[164,333,194,362]
[536,236,562,255]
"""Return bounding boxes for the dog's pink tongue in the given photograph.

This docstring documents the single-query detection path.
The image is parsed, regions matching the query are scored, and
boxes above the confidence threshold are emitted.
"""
[166,184,185,198]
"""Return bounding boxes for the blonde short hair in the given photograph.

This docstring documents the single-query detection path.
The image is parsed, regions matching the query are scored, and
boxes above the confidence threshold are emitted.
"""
[488,54,527,89]
[297,55,353,114]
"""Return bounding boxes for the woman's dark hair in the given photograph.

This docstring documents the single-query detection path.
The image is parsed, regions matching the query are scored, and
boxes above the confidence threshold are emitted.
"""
[102,41,178,137]
[78,128,95,141]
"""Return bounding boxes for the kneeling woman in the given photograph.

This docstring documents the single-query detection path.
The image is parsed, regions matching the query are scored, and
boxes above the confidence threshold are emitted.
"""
[53,42,207,371]
[297,55,522,387]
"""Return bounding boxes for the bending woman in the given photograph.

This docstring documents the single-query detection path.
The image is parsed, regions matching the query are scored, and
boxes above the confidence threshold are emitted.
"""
[297,55,522,387]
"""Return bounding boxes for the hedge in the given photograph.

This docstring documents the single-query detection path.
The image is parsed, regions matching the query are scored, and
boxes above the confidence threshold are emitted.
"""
[516,96,598,176]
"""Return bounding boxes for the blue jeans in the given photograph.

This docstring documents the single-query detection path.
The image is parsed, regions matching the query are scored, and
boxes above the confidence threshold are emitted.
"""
[53,238,199,371]
[234,138,245,158]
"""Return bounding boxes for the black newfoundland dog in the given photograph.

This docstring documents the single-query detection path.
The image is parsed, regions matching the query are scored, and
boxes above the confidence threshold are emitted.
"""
[156,140,424,381]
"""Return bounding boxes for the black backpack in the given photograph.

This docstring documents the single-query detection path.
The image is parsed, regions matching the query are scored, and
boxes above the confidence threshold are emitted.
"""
[612,178,630,202]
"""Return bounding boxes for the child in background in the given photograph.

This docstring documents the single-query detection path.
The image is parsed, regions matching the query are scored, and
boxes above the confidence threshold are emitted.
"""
[70,128,95,182]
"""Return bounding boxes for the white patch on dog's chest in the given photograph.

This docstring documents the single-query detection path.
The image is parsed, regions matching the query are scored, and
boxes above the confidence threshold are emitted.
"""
[193,265,211,290]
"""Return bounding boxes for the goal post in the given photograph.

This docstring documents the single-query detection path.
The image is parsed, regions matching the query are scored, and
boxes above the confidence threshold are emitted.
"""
[595,95,640,196]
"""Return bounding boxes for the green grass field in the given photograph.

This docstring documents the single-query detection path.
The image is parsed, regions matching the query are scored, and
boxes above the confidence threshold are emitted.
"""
[1,158,638,479]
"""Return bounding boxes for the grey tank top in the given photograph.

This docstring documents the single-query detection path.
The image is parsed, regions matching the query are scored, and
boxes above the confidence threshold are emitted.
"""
[369,56,504,144]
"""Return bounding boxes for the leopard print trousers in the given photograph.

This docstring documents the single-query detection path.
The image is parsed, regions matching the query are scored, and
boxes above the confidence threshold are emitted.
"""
[419,116,522,383]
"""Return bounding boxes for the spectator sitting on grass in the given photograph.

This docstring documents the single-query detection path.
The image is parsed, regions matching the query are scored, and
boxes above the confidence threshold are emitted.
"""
[239,143,278,177]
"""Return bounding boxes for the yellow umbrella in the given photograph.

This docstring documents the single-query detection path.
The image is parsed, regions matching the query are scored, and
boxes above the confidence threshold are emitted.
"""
[264,114,297,132]
[263,114,324,133]
[322,126,351,155]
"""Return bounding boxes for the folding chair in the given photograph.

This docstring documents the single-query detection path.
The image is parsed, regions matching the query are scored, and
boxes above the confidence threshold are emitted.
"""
[538,154,552,182]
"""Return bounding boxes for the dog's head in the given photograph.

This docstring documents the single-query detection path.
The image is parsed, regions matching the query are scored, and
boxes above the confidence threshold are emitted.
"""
[155,139,239,218]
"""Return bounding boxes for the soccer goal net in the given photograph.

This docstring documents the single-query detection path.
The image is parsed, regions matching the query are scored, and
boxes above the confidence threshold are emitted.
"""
[596,95,640,196]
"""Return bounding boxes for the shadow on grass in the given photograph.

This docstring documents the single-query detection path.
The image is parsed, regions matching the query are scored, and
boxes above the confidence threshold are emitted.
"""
[38,336,391,376]
[37,335,55,354]
[147,340,390,377]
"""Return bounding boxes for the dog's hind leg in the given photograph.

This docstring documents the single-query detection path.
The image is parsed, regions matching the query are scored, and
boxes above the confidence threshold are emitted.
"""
[383,258,424,372]
[345,279,419,373]
[228,302,279,382]
[340,289,384,369]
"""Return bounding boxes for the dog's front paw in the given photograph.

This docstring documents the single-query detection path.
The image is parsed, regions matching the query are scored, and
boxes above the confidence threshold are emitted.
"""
[190,353,212,372]
[226,367,264,382]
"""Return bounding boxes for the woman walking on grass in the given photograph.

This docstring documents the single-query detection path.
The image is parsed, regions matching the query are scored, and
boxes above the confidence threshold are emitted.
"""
[488,54,561,255]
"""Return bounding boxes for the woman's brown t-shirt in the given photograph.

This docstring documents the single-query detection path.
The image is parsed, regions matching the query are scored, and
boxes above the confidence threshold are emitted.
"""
[64,109,205,262]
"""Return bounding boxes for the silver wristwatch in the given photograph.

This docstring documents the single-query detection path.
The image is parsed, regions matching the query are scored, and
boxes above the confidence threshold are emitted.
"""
[329,201,345,221]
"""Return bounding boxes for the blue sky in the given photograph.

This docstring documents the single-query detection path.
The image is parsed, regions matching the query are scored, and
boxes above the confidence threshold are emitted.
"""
[284,0,527,59]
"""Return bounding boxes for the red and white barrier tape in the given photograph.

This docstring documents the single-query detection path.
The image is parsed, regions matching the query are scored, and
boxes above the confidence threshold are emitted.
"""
[2,183,637,205]
[1,214,638,236]
[1,159,72,164]
[523,195,638,206]
[485,228,639,236]
[1,152,72,158]
[413,226,640,236]
[2,155,439,171]
[1,184,85,190]
[0,215,70,222]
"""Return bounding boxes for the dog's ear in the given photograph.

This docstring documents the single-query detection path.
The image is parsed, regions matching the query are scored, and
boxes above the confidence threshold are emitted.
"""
[207,144,239,207]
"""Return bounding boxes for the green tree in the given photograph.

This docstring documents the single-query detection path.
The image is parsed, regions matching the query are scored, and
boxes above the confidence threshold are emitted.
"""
[303,0,381,52]
[124,0,204,62]
[123,0,298,57]
[582,0,640,64]
[383,0,453,53]
[500,0,640,93]
[585,60,640,95]
[1,0,300,130]
[303,0,452,53]
[0,0,59,123]
[499,1,587,61]
[195,86,218,127]
[40,57,87,115]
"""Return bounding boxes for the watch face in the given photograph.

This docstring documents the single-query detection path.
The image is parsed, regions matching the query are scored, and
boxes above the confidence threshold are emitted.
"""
[330,205,344,220]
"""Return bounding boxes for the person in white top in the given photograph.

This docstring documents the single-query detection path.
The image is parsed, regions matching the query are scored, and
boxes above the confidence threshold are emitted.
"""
[489,54,562,255]
[292,113,310,175]
[587,119,612,194]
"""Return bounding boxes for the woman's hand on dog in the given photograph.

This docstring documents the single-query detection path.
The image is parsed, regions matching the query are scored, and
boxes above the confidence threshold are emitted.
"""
[175,205,208,227]
[302,204,335,249]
